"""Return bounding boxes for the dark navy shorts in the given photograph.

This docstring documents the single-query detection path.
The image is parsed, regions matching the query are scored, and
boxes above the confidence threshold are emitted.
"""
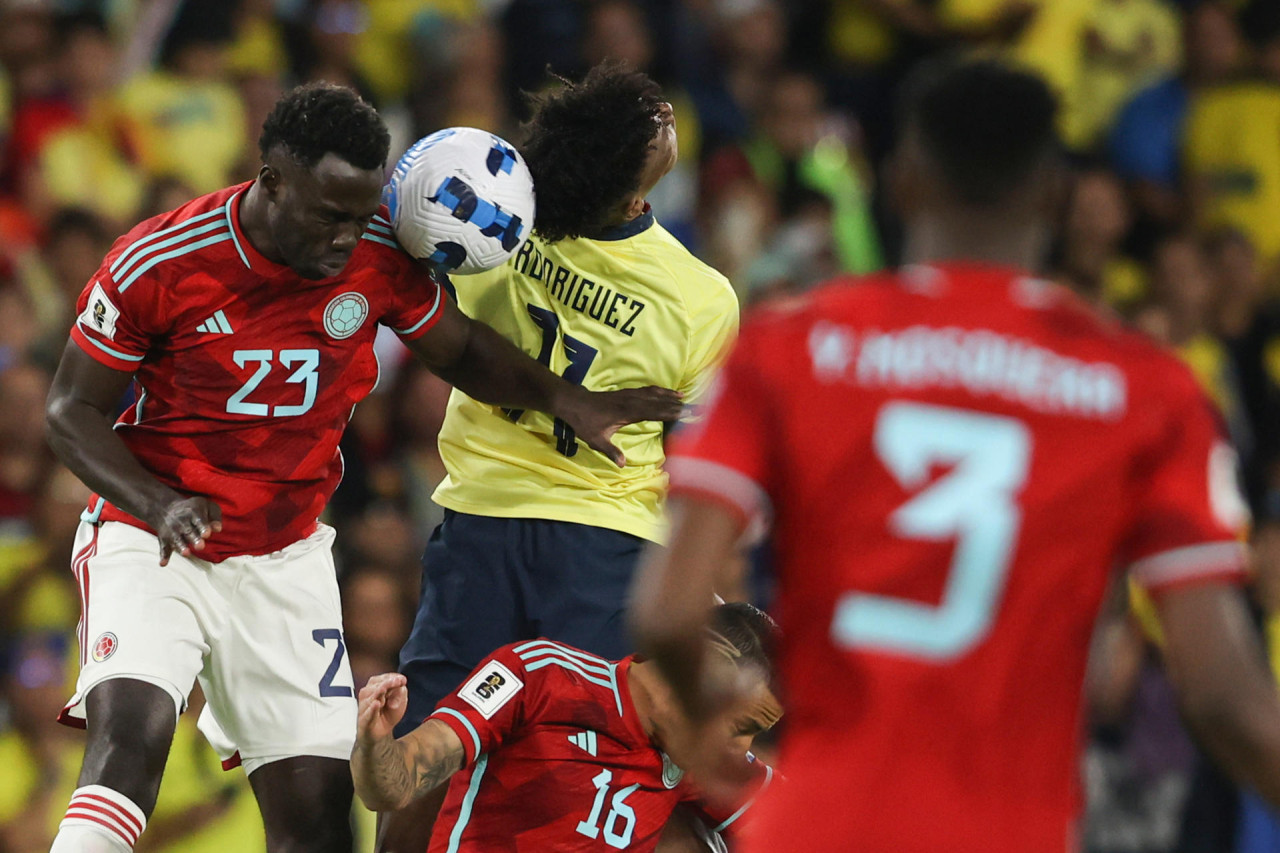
[394,509,644,736]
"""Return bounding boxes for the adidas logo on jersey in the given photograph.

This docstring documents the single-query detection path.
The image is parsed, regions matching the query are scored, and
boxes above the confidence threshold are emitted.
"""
[196,310,234,335]
[568,730,598,756]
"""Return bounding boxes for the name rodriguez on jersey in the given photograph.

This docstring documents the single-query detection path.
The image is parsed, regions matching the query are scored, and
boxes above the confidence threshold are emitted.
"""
[512,239,647,336]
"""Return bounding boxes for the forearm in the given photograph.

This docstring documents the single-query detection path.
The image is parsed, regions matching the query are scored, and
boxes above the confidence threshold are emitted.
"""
[429,317,577,417]
[352,734,420,812]
[46,396,182,525]
[351,722,464,812]
[1162,583,1280,808]
[1181,676,1280,806]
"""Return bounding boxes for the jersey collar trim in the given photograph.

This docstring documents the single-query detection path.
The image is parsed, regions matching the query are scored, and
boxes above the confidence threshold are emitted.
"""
[592,205,655,242]
[615,657,649,745]
[229,184,290,276]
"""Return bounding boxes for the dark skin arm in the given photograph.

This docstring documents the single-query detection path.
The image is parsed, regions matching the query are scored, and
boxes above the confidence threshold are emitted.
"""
[45,340,221,565]
[1159,581,1280,808]
[404,297,683,466]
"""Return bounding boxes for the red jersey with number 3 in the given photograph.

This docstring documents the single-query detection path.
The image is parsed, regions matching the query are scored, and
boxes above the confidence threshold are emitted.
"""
[666,264,1249,852]
[70,182,446,561]
[426,640,771,852]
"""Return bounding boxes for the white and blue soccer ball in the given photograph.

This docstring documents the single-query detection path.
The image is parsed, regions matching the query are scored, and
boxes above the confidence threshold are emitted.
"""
[384,127,536,275]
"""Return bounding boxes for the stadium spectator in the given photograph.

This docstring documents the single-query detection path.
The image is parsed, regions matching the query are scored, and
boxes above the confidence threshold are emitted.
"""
[1052,167,1143,310]
[1109,2,1244,235]
[1182,19,1280,269]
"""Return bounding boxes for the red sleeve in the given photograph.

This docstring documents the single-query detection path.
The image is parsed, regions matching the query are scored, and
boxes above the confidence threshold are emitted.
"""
[679,753,775,835]
[1122,364,1249,595]
[666,329,774,534]
[69,261,163,372]
[428,645,532,766]
[379,246,448,342]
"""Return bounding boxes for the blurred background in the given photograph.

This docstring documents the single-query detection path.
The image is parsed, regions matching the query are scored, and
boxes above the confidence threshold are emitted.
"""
[1,0,1280,850]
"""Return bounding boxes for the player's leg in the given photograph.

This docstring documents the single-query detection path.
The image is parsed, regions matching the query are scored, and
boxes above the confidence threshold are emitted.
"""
[379,511,531,853]
[527,519,645,659]
[247,757,354,853]
[196,524,361,853]
[51,521,211,852]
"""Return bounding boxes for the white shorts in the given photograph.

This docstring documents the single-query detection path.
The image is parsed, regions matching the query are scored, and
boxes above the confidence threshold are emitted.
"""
[61,520,357,774]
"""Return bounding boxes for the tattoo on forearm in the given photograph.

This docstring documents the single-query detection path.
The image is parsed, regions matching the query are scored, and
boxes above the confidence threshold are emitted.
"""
[405,727,466,795]
[359,722,466,808]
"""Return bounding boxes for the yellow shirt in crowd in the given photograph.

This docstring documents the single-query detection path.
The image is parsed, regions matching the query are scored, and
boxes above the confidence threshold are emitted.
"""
[1184,81,1280,264]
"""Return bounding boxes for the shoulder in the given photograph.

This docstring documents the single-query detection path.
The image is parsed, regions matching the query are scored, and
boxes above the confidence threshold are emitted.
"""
[501,639,621,702]
[639,224,736,306]
[102,184,245,293]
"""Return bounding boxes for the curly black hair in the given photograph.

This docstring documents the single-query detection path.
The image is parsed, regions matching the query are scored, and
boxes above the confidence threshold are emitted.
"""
[899,57,1059,208]
[519,62,665,242]
[259,82,390,171]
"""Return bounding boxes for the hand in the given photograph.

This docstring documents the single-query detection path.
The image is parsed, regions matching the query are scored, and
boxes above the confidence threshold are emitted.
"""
[357,673,410,746]
[558,385,684,467]
[152,497,222,566]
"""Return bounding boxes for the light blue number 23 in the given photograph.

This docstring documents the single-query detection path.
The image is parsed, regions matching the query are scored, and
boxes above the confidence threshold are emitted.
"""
[831,402,1032,661]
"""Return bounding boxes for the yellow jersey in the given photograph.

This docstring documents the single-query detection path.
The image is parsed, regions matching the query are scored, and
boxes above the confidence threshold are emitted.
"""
[1184,81,1280,262]
[433,210,739,542]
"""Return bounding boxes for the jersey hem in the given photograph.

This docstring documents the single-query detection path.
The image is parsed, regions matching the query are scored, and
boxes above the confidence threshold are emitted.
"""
[430,493,663,543]
[87,501,321,562]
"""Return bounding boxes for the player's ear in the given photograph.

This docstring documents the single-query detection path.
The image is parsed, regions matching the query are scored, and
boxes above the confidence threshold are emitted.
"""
[259,164,282,197]
[621,193,645,222]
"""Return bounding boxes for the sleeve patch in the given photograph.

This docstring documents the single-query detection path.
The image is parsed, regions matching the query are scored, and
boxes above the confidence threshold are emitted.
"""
[459,660,523,719]
[78,282,121,340]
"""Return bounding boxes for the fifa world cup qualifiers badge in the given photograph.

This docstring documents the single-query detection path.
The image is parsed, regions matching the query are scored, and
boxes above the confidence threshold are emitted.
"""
[92,632,119,662]
[460,661,524,719]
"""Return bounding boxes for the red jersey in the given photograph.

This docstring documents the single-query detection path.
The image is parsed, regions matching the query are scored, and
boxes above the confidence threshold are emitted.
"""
[427,640,771,852]
[71,182,446,560]
[667,264,1249,852]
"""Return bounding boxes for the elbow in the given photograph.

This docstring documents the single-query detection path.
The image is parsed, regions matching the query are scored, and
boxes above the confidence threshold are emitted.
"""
[44,393,75,456]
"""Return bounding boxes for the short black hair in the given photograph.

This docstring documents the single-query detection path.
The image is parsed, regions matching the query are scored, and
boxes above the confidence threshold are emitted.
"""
[899,58,1060,207]
[708,602,779,684]
[520,61,665,242]
[259,83,390,171]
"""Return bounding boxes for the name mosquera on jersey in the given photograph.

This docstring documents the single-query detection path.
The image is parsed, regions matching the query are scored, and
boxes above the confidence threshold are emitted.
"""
[434,210,738,543]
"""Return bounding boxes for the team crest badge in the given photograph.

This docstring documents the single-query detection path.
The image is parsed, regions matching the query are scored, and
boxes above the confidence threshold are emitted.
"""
[91,632,118,662]
[323,292,369,340]
[661,752,684,789]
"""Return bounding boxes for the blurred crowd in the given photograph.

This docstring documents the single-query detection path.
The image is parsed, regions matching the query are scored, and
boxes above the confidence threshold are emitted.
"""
[1,0,1280,850]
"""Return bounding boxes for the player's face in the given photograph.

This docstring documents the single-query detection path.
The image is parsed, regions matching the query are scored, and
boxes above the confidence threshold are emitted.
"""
[659,661,782,770]
[635,102,678,199]
[268,152,385,280]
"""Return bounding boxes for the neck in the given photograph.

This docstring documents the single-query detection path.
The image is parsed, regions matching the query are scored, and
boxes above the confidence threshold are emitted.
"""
[627,661,661,741]
[238,180,287,265]
[901,210,1046,272]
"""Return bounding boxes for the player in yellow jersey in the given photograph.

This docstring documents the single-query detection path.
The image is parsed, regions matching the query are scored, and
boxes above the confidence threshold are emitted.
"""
[377,62,739,852]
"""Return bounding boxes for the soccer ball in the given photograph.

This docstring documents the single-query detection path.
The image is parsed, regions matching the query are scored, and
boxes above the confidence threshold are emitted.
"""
[384,127,536,275]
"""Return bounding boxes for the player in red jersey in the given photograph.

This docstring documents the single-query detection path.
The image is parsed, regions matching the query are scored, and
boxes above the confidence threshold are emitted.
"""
[630,60,1280,852]
[351,603,781,852]
[42,83,680,853]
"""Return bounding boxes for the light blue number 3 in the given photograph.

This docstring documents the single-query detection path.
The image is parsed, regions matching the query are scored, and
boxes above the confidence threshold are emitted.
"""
[831,402,1032,661]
